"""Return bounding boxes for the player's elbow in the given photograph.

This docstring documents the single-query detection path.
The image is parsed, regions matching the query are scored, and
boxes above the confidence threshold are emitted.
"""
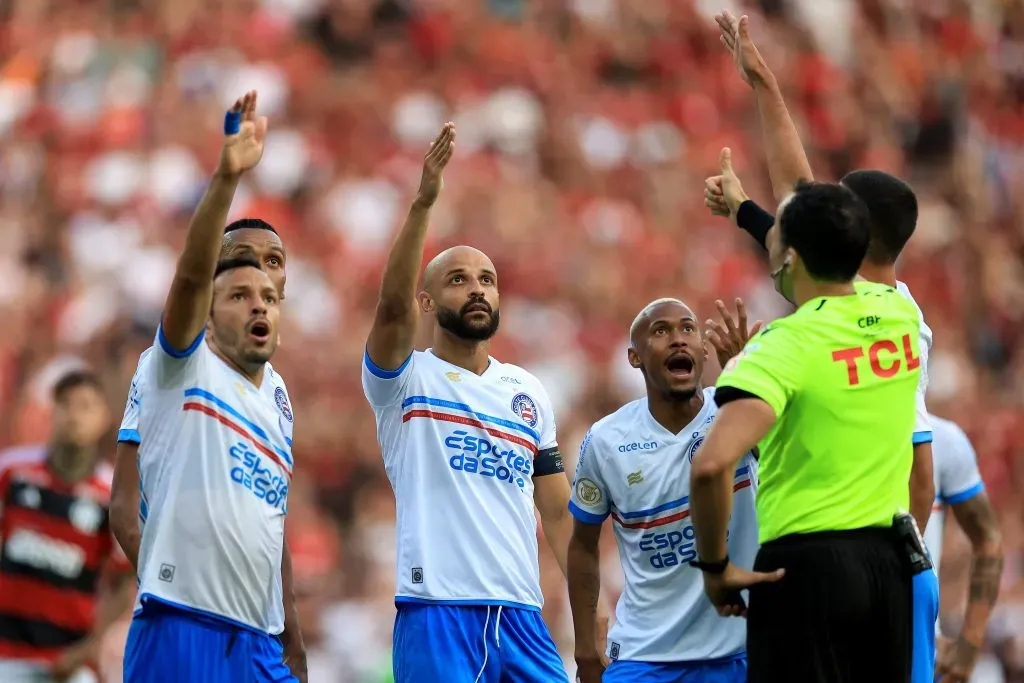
[691,449,730,483]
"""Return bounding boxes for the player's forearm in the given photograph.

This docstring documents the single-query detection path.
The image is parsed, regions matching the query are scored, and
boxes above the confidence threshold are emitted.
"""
[690,468,734,563]
[378,201,434,320]
[567,534,602,656]
[110,444,142,570]
[909,442,935,532]
[961,533,1004,645]
[280,541,308,679]
[162,172,240,347]
[541,510,573,579]
[753,75,814,201]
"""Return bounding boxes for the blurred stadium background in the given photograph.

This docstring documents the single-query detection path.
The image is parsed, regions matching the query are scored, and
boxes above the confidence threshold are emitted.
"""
[1,0,1023,680]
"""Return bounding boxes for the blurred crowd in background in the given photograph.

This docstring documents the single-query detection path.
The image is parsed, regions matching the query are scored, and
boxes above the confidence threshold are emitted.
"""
[1,0,1023,680]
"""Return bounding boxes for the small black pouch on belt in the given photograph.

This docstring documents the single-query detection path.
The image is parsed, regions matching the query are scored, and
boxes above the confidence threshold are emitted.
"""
[892,512,933,575]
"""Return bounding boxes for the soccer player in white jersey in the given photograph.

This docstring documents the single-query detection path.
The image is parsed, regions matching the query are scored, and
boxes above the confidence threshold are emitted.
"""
[362,123,597,682]
[110,220,306,679]
[120,91,298,682]
[923,416,1003,683]
[567,298,763,683]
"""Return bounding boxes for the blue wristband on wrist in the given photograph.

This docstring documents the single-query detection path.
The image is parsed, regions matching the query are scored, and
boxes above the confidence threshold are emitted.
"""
[224,111,242,135]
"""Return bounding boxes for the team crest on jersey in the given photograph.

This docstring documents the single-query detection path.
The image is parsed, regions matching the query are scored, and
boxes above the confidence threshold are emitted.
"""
[686,435,705,462]
[274,386,293,422]
[511,393,538,427]
[69,499,103,534]
[576,478,602,505]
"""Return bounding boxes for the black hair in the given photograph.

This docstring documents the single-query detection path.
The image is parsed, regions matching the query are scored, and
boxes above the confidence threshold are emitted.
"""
[214,255,263,279]
[839,170,918,265]
[224,218,277,235]
[778,180,870,283]
[53,370,103,403]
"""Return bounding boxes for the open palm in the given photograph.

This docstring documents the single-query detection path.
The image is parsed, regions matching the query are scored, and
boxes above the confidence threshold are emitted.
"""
[715,11,769,88]
[219,90,268,177]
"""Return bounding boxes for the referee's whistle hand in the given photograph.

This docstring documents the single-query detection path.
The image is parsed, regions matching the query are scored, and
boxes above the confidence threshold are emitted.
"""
[703,564,786,618]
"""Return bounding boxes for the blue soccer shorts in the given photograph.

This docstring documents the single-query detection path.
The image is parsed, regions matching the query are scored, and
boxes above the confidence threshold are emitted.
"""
[392,603,568,683]
[910,568,940,683]
[602,654,747,683]
[123,599,296,683]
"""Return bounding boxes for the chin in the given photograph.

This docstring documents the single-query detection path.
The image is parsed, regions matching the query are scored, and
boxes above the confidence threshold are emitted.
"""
[666,384,700,402]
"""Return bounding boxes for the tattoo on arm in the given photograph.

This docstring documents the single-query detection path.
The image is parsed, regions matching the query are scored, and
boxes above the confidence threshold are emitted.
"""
[968,556,1004,605]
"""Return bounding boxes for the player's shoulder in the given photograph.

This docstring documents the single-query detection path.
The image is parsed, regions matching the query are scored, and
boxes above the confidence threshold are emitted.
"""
[0,444,47,476]
[488,358,550,397]
[586,399,648,451]
[932,415,969,445]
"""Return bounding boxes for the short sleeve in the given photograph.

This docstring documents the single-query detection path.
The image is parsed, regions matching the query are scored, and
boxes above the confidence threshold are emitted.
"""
[912,390,932,445]
[151,325,207,388]
[361,350,415,408]
[938,423,985,505]
[118,362,146,445]
[533,383,558,451]
[715,326,803,418]
[568,429,610,525]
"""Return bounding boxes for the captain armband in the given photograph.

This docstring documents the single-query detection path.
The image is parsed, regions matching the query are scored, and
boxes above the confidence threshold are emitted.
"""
[533,447,565,477]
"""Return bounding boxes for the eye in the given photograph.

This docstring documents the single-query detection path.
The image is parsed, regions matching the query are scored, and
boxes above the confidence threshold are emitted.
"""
[481,275,494,285]
[683,322,697,333]
[264,294,277,304]
[232,292,246,301]
[652,327,666,335]
[451,275,464,284]
[266,257,282,268]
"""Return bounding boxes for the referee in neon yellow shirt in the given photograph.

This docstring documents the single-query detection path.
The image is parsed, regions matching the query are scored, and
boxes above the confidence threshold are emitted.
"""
[690,180,925,683]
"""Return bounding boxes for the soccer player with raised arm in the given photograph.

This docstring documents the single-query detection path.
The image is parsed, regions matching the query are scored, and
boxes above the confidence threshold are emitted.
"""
[120,92,298,682]
[110,219,305,680]
[568,298,764,683]
[706,11,939,681]
[926,417,1003,683]
[362,123,600,683]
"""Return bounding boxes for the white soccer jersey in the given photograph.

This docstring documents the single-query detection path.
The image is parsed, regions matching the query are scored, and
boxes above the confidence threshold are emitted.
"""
[568,389,759,663]
[924,416,985,578]
[362,350,557,610]
[117,348,153,446]
[896,280,933,443]
[133,327,294,634]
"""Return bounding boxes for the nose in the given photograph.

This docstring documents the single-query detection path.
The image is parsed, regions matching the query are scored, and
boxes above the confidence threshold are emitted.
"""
[251,299,267,316]
[468,278,486,298]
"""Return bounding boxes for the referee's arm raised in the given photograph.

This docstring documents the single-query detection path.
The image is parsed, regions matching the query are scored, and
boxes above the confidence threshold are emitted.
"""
[366,123,454,372]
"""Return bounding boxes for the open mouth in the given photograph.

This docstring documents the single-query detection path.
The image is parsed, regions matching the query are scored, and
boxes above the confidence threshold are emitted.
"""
[249,320,271,342]
[665,353,695,378]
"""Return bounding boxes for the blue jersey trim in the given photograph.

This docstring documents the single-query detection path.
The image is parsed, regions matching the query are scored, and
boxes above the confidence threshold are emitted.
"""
[183,388,293,466]
[394,596,541,612]
[912,431,933,445]
[135,593,272,635]
[612,651,746,666]
[364,350,412,379]
[402,396,541,442]
[157,325,205,359]
[942,482,985,506]
[616,465,750,520]
[569,500,608,525]
[118,428,141,444]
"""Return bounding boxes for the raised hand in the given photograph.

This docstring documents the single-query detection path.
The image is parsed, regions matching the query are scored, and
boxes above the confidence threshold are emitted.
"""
[218,91,268,178]
[715,10,771,88]
[416,122,456,208]
[706,298,763,369]
[704,147,750,223]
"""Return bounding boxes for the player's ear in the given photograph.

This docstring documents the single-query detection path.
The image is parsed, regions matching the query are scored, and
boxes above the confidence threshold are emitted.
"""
[627,347,642,369]
[417,290,433,313]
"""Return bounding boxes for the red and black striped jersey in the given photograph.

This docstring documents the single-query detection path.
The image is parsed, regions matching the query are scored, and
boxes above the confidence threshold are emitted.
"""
[0,451,129,664]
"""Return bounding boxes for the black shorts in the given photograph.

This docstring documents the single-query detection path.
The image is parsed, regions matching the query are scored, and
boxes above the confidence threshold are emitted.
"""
[747,527,913,683]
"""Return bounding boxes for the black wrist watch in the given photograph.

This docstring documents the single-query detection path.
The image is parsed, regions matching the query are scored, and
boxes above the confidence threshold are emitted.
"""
[689,556,730,574]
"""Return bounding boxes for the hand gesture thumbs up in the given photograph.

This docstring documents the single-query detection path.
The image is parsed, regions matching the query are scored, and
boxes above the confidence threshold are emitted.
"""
[704,147,750,223]
[218,91,268,178]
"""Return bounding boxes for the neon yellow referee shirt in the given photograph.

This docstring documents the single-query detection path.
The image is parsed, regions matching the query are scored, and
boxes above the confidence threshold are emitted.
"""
[716,281,922,544]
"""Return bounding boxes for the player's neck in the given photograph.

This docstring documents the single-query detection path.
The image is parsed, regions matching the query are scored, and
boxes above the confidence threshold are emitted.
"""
[857,262,898,288]
[47,443,94,484]
[431,334,491,375]
[210,342,266,386]
[648,389,705,435]
[793,279,857,306]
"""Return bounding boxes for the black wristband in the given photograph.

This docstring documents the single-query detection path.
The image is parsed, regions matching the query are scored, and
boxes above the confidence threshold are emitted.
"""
[689,556,730,574]
[735,200,775,250]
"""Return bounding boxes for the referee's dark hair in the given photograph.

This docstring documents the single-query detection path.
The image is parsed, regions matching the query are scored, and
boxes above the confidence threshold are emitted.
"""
[53,369,103,403]
[224,218,277,235]
[778,180,871,283]
[214,255,263,279]
[840,170,918,266]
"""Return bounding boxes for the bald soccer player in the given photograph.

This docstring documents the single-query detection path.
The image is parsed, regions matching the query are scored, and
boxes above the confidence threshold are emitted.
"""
[568,298,762,683]
[361,123,602,683]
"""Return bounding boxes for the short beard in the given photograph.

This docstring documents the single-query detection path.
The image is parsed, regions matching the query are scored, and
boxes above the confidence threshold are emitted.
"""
[437,305,500,341]
[666,387,699,402]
